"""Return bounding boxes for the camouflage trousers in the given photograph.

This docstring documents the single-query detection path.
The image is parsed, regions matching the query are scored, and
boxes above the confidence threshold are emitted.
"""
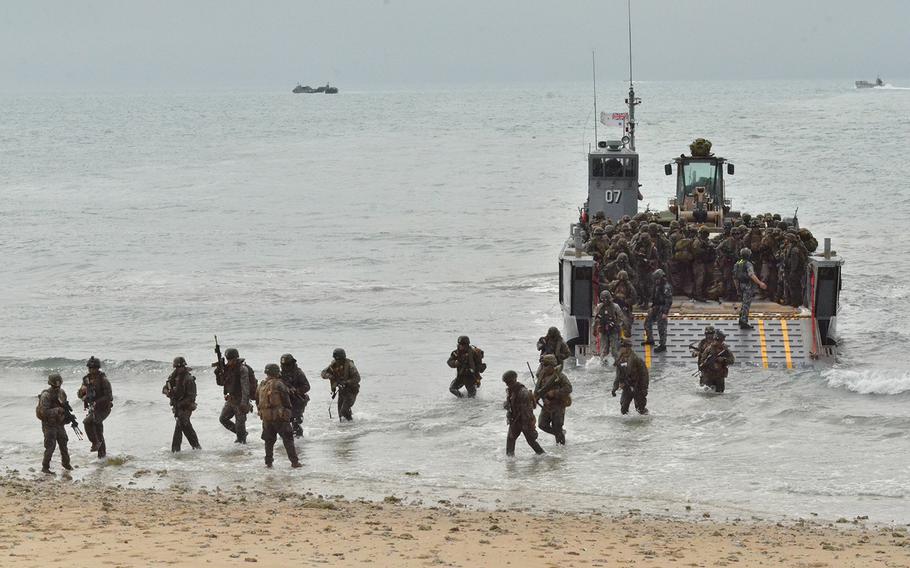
[171,406,200,452]
[760,260,777,300]
[692,262,711,300]
[739,283,755,325]
[42,423,70,470]
[336,384,359,421]
[619,384,648,415]
[537,403,566,445]
[449,373,477,398]
[83,406,110,458]
[506,420,544,456]
[219,399,248,442]
[644,308,668,347]
[261,420,299,466]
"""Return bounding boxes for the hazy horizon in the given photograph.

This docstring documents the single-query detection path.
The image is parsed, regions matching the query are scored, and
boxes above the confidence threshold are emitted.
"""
[1,0,908,91]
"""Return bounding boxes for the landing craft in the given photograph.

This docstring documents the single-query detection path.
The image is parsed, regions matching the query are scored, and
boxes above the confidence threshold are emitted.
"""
[557,7,843,370]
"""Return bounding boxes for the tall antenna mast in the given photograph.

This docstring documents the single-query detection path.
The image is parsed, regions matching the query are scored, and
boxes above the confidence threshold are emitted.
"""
[625,0,640,151]
[592,50,598,145]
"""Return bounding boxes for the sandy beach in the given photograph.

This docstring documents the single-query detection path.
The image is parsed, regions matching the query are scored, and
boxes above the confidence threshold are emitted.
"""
[1,475,907,567]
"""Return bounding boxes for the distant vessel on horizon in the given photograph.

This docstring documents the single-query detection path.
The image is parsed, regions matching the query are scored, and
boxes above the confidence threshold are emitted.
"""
[292,83,339,94]
[855,77,885,89]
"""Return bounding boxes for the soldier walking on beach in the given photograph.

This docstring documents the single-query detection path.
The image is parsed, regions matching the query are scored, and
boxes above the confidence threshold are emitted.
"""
[502,371,545,456]
[279,353,310,437]
[256,364,302,468]
[536,327,572,372]
[36,374,73,474]
[162,357,200,452]
[698,331,735,393]
[734,248,767,330]
[321,348,361,421]
[214,348,254,444]
[446,336,485,398]
[78,356,113,458]
[534,355,572,445]
[612,340,649,415]
[643,268,673,353]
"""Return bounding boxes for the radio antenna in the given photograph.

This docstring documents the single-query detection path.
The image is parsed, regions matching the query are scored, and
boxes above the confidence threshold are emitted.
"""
[592,50,598,146]
[625,0,640,151]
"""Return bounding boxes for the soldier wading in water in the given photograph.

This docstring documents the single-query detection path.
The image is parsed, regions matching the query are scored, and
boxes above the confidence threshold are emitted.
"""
[214,347,256,444]
[36,373,75,474]
[534,354,572,445]
[447,335,486,398]
[612,339,649,415]
[162,356,200,452]
[279,353,310,437]
[321,348,360,421]
[698,331,735,392]
[78,356,113,458]
[256,364,302,468]
[502,370,545,456]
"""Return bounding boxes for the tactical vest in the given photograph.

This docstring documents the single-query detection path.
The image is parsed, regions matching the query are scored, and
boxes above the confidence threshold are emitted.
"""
[673,238,693,261]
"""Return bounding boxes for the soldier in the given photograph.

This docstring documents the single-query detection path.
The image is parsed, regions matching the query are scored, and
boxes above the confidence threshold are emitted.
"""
[612,339,649,415]
[759,228,779,301]
[716,226,742,301]
[321,348,361,420]
[593,290,623,359]
[650,222,673,275]
[279,353,310,438]
[690,325,715,358]
[670,224,695,297]
[214,347,254,444]
[603,252,632,284]
[78,356,113,458]
[584,227,609,262]
[691,226,715,302]
[256,364,302,468]
[534,354,572,446]
[698,331,735,392]
[36,374,73,474]
[786,232,809,307]
[536,327,572,370]
[608,270,638,337]
[446,336,485,398]
[162,357,200,452]
[643,268,673,352]
[503,370,545,456]
[632,233,659,308]
[734,247,768,330]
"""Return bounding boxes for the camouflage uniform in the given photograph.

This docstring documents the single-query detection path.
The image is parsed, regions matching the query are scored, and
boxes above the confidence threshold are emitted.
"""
[534,355,572,445]
[669,226,695,296]
[644,270,673,351]
[536,327,572,370]
[593,294,624,358]
[37,378,72,472]
[612,343,649,414]
[256,366,301,468]
[502,372,544,456]
[446,338,483,398]
[78,365,113,458]
[691,229,715,301]
[322,349,361,420]
[279,355,310,438]
[216,357,253,443]
[786,235,809,307]
[698,338,735,392]
[716,230,741,301]
[759,230,779,301]
[608,272,638,337]
[632,235,659,307]
[162,362,200,452]
[735,257,758,328]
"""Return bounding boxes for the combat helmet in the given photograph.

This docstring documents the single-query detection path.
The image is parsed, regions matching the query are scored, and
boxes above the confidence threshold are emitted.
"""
[332,348,347,360]
[599,290,612,301]
[616,252,628,263]
[652,268,666,280]
[86,356,101,369]
[501,370,518,383]
[617,270,629,280]
[224,348,239,360]
[740,247,752,258]
[714,330,726,341]
[698,225,710,236]
[541,354,558,367]
[172,356,187,368]
[704,325,715,336]
[264,363,280,377]
[280,353,296,367]
[47,373,63,386]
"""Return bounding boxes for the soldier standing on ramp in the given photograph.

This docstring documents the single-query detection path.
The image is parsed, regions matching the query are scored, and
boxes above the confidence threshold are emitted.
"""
[643,268,673,353]
[734,247,767,330]
[256,364,302,468]
[502,371,545,456]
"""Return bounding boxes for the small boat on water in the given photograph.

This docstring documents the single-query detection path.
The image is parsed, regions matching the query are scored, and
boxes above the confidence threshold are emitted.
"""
[292,83,339,94]
[855,77,885,89]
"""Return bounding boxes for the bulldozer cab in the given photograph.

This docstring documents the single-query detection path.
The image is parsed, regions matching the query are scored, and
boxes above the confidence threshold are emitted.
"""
[665,155,734,227]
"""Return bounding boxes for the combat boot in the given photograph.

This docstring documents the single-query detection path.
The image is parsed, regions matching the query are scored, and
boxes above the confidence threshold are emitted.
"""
[654,345,667,353]
[739,322,754,330]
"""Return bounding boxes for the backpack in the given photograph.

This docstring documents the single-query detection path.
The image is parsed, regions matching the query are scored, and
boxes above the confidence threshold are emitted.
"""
[245,364,258,401]
[257,379,289,422]
[35,395,44,421]
[673,238,693,262]
[472,346,486,373]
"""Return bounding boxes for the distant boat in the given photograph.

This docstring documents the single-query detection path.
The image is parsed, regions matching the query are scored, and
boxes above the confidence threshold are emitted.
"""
[292,82,339,94]
[855,77,885,89]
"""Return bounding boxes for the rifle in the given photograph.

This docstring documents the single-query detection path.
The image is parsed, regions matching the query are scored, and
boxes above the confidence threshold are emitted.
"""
[692,348,729,377]
[62,400,85,441]
[525,362,544,408]
[212,335,225,385]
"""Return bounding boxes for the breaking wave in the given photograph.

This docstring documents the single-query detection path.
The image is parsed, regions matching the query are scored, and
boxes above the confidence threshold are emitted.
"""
[822,368,910,395]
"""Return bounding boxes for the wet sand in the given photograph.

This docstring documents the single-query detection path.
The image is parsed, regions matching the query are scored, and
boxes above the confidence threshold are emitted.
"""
[1,476,908,567]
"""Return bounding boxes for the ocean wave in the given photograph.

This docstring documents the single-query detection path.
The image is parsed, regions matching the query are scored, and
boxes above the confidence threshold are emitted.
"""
[823,368,910,395]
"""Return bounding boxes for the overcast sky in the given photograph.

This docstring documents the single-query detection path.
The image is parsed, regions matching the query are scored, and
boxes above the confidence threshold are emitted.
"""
[1,0,907,90]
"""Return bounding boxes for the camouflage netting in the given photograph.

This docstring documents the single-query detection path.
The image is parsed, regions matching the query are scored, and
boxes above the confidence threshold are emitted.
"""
[689,138,713,157]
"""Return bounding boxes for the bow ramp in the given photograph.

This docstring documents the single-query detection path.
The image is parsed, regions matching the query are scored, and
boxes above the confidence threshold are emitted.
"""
[622,299,815,369]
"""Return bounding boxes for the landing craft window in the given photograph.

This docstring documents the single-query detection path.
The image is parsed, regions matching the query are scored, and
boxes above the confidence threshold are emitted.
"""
[591,157,634,178]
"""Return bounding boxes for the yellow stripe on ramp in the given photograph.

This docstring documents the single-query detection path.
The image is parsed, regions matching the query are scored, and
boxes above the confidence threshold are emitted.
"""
[644,343,651,369]
[780,319,793,369]
[757,319,769,369]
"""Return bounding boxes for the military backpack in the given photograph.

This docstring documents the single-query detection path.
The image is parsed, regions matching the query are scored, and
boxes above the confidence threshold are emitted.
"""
[673,238,693,262]
[257,379,289,422]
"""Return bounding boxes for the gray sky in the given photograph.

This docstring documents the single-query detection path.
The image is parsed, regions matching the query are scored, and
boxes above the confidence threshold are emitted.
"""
[1,0,907,90]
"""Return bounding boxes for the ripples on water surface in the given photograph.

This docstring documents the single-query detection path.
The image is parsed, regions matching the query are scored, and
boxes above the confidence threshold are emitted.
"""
[0,81,908,522]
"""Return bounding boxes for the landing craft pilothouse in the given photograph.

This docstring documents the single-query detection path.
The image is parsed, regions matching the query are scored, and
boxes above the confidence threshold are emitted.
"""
[558,26,843,371]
